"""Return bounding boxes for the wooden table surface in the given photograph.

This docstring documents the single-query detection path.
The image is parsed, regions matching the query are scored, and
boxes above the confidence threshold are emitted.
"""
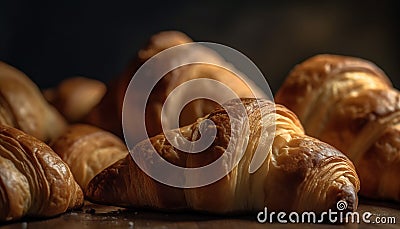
[1,199,399,229]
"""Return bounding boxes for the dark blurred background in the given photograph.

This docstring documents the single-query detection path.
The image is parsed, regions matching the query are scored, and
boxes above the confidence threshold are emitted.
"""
[1,0,399,93]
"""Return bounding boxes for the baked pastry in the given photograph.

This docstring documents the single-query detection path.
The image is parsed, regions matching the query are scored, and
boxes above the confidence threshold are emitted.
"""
[86,98,360,214]
[0,124,83,221]
[275,54,400,202]
[51,124,128,192]
[85,31,264,144]
[0,61,67,143]
[43,77,106,122]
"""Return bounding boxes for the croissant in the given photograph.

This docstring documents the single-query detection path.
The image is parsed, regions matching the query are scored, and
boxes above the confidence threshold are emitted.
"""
[0,61,67,143]
[275,54,400,202]
[0,124,83,221]
[51,124,128,192]
[85,31,264,143]
[86,98,360,214]
[43,77,106,122]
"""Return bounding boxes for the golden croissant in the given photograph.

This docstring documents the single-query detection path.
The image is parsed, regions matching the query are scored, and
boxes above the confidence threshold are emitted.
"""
[86,98,360,214]
[275,54,400,202]
[85,31,264,143]
[51,124,128,192]
[43,77,106,123]
[0,125,83,221]
[0,61,67,143]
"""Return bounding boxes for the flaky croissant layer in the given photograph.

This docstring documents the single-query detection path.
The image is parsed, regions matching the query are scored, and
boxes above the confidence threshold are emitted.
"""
[0,61,67,143]
[51,124,128,192]
[86,98,360,214]
[276,54,400,202]
[0,125,83,222]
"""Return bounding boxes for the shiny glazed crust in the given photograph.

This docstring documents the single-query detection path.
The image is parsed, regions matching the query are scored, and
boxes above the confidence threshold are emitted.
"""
[0,62,67,143]
[51,124,128,192]
[275,54,400,201]
[86,98,360,214]
[0,125,83,221]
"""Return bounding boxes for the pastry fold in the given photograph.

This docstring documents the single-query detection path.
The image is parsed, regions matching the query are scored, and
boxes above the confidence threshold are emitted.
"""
[86,98,360,214]
[51,124,128,192]
[276,54,400,201]
[0,125,83,221]
[0,62,66,143]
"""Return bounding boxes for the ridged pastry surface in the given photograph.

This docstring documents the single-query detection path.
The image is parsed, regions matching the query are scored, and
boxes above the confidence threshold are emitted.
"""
[86,98,360,214]
[51,124,128,192]
[276,54,400,202]
[0,62,67,143]
[0,125,83,221]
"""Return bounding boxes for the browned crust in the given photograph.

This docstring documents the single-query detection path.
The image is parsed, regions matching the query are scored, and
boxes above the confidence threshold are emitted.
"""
[275,54,391,117]
[0,125,83,221]
[86,98,359,214]
[0,61,67,143]
[276,54,400,202]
